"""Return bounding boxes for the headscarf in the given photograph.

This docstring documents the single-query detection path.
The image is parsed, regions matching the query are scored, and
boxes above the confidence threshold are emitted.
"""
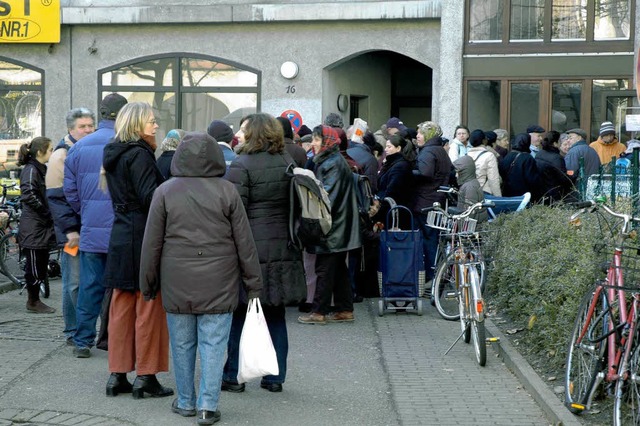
[317,125,340,154]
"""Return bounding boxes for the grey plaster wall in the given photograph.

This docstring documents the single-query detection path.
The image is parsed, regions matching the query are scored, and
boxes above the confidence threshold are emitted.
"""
[435,0,464,137]
[1,20,439,136]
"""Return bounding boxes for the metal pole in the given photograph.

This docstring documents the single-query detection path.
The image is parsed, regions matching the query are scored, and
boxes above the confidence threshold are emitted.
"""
[611,156,617,207]
[633,148,639,218]
[579,157,585,201]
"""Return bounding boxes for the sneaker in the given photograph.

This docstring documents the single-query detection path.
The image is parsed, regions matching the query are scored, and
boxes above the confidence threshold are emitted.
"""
[297,312,326,325]
[326,311,355,322]
[73,347,91,358]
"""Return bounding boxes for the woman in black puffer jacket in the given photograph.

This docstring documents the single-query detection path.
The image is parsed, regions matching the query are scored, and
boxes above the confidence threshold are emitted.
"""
[18,136,55,314]
[535,130,573,203]
[222,113,306,393]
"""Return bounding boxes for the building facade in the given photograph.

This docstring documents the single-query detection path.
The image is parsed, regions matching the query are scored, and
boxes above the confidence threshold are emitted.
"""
[0,0,637,162]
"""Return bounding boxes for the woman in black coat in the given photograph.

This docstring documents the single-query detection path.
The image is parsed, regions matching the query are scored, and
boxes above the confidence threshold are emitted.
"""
[535,130,573,203]
[370,133,415,227]
[18,136,55,314]
[102,102,171,400]
[155,128,184,180]
[499,133,541,201]
[222,113,306,393]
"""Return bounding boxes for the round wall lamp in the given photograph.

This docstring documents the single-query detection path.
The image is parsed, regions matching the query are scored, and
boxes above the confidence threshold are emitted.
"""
[280,61,299,79]
[337,94,349,112]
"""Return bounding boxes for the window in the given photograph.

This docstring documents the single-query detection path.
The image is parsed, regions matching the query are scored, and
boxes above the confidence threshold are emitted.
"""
[469,0,504,42]
[551,82,582,132]
[510,0,544,41]
[100,54,260,144]
[466,80,501,130]
[466,0,634,52]
[509,82,540,137]
[0,58,43,163]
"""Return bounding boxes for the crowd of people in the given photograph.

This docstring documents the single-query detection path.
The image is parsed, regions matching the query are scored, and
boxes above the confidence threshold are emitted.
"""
[14,91,638,424]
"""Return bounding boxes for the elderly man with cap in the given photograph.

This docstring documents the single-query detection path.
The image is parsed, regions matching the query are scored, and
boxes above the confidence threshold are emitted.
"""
[386,117,408,137]
[590,121,626,166]
[527,124,545,158]
[207,120,236,169]
[64,93,128,360]
[564,127,601,183]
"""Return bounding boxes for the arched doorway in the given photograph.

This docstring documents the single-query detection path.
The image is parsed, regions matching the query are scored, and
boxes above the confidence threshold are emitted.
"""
[325,51,433,130]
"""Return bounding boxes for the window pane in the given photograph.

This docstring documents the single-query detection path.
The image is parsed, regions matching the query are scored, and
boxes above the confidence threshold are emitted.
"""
[101,58,174,87]
[181,58,257,87]
[0,61,41,86]
[0,91,41,164]
[467,81,501,130]
[594,0,630,40]
[101,91,176,148]
[510,83,539,137]
[510,0,544,41]
[552,0,587,40]
[469,0,503,42]
[591,79,631,143]
[551,82,581,133]
[182,93,257,135]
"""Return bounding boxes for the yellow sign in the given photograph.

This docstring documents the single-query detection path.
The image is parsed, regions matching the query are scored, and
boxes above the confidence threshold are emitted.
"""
[0,0,60,43]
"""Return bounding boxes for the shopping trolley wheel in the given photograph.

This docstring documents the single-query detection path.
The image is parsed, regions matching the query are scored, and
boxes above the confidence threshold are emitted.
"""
[416,299,424,316]
[378,299,385,316]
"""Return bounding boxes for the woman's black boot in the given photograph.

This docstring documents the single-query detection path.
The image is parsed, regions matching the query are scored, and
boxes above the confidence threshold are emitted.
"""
[106,373,133,397]
[132,374,174,399]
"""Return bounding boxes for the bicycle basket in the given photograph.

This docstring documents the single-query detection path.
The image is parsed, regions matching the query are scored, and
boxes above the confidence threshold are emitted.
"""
[426,210,477,234]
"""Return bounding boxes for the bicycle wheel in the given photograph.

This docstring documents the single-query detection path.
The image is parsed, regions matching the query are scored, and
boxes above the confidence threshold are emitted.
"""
[565,286,607,414]
[0,232,23,285]
[614,335,640,425]
[433,255,460,321]
[472,320,487,366]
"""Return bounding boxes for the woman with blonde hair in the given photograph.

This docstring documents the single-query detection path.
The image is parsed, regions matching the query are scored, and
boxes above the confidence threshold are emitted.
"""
[102,102,171,400]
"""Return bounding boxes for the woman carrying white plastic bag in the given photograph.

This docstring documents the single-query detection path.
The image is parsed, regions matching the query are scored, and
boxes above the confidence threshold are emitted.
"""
[238,298,279,383]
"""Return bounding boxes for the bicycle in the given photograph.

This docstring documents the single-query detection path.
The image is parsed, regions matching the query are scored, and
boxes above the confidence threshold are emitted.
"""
[423,199,494,366]
[564,199,640,426]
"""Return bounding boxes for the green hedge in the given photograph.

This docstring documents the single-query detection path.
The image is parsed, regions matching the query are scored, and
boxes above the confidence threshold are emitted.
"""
[484,204,604,368]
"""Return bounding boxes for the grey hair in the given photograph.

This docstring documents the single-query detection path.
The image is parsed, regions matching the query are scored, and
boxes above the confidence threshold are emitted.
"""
[66,108,96,130]
[493,128,509,142]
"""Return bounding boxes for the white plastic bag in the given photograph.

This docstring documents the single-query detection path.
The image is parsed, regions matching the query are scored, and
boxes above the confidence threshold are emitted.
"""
[237,298,279,383]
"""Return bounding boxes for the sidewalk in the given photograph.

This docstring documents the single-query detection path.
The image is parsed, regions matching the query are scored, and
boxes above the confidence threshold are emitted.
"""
[0,278,578,425]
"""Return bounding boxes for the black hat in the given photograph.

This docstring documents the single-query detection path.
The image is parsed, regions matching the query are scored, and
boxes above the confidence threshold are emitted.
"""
[469,129,485,147]
[298,124,312,138]
[207,120,234,143]
[485,131,497,144]
[526,124,545,134]
[99,93,127,120]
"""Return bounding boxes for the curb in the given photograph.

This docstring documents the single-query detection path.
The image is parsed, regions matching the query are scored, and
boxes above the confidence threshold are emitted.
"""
[485,319,581,426]
[0,281,18,294]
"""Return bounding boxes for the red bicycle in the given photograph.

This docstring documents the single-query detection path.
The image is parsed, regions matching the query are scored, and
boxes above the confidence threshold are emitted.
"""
[564,200,640,425]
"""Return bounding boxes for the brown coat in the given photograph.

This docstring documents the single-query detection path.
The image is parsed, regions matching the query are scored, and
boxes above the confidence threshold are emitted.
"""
[139,132,262,314]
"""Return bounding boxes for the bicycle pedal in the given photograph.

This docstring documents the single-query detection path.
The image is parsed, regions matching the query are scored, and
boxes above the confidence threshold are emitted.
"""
[486,337,500,343]
[569,403,586,412]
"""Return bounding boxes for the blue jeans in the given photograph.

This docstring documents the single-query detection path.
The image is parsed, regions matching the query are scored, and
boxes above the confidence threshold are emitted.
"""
[223,303,288,385]
[418,213,439,280]
[61,252,80,338]
[167,312,232,412]
[73,252,107,349]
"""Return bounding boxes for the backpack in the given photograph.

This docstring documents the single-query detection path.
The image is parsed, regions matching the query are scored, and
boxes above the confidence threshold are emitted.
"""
[288,165,332,249]
[353,173,374,217]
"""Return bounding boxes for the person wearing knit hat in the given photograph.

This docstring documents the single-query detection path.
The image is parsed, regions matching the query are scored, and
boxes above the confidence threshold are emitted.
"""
[589,121,626,165]
[207,120,236,168]
[324,112,344,129]
[385,117,407,136]
[299,124,361,325]
[156,129,185,180]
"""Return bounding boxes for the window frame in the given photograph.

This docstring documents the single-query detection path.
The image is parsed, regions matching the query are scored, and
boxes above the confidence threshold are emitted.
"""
[0,56,45,139]
[465,0,636,54]
[98,52,261,130]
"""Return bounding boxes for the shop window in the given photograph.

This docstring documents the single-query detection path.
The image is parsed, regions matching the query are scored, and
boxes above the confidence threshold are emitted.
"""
[467,80,501,130]
[594,0,631,40]
[0,58,43,163]
[469,0,504,42]
[509,82,540,137]
[510,0,544,41]
[99,54,260,144]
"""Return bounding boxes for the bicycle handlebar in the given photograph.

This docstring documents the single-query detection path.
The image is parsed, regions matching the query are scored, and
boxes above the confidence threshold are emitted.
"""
[572,200,640,240]
[421,200,494,220]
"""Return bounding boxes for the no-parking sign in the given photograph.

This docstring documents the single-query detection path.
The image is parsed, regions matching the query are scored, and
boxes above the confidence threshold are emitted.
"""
[281,110,303,133]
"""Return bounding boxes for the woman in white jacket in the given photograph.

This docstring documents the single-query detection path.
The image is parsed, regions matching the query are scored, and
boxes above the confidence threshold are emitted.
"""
[447,125,470,163]
[466,129,502,196]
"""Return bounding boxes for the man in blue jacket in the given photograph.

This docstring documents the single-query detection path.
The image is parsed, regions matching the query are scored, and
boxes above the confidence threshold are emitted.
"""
[46,107,95,342]
[64,93,127,359]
